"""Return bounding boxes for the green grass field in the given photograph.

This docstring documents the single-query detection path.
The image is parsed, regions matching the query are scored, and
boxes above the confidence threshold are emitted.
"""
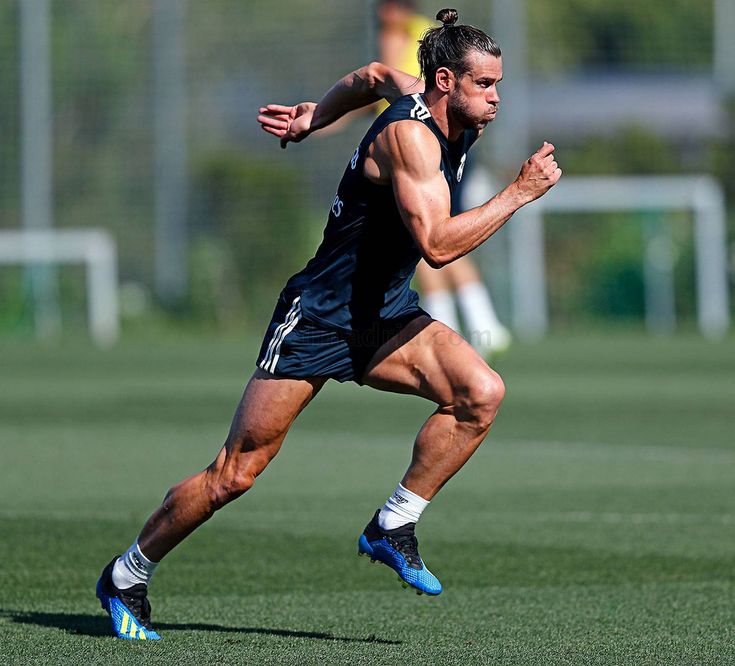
[1,332,734,664]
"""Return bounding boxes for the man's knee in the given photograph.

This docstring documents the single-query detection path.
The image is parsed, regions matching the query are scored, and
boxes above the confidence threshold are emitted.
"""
[205,452,266,513]
[459,369,505,433]
[203,416,287,513]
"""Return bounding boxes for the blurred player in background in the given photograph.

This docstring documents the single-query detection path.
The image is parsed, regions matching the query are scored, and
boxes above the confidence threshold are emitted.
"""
[377,0,512,356]
[95,9,560,640]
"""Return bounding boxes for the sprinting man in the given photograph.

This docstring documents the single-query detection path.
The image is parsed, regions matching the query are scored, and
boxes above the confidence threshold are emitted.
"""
[96,8,561,640]
[376,0,513,357]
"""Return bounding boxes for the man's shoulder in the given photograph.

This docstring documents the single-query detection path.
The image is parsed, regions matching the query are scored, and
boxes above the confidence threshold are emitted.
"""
[367,95,442,174]
[372,94,438,144]
[386,117,437,143]
[375,120,441,174]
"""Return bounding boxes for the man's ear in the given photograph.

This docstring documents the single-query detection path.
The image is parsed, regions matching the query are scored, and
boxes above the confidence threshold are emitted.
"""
[434,67,455,93]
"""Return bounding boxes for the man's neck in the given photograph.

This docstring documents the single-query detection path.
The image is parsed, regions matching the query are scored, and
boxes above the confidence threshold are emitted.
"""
[422,89,463,142]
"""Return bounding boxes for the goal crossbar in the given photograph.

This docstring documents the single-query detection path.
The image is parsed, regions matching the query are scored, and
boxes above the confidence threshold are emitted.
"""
[0,228,120,347]
[509,175,730,339]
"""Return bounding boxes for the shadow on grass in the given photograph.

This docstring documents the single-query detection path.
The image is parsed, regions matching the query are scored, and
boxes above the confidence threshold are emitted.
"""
[2,610,401,645]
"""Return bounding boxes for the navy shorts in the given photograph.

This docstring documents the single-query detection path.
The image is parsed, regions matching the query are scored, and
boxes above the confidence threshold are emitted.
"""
[256,293,427,384]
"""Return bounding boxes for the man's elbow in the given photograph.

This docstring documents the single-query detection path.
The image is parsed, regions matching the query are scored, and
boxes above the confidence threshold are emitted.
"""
[422,248,454,269]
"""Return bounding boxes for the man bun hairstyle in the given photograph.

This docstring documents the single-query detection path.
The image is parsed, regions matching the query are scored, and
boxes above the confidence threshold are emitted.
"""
[418,8,501,91]
[437,7,458,27]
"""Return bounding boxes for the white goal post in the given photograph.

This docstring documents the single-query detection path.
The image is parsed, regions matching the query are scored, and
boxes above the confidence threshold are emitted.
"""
[0,228,120,347]
[509,175,731,340]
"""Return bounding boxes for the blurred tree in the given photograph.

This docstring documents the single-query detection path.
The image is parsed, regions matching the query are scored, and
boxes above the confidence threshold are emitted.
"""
[543,126,701,325]
[529,0,713,72]
[545,213,646,326]
[191,152,313,327]
[561,126,680,175]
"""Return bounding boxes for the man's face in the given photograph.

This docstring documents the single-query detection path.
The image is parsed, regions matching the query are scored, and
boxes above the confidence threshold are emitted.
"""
[447,52,503,132]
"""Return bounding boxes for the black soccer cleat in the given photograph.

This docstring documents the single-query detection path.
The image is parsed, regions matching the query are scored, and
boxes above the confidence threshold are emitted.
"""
[358,510,442,595]
[95,556,161,640]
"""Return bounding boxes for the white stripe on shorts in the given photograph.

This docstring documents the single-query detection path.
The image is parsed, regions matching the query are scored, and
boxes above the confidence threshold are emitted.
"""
[261,296,301,368]
[260,296,301,374]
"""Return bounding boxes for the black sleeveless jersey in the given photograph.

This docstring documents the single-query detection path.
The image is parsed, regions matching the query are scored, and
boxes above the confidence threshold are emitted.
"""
[283,93,479,331]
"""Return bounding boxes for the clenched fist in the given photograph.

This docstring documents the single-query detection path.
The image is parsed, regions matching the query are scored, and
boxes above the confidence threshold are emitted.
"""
[513,142,562,204]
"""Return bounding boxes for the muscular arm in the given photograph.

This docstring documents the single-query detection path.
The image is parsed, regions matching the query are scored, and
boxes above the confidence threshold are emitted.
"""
[309,62,423,131]
[376,121,561,268]
[257,62,424,147]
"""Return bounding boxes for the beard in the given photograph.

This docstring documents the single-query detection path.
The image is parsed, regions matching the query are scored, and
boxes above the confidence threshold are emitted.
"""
[447,90,495,131]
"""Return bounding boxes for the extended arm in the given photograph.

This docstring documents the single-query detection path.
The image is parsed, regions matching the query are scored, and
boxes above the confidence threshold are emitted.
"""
[257,62,424,147]
[378,121,561,268]
[312,61,423,127]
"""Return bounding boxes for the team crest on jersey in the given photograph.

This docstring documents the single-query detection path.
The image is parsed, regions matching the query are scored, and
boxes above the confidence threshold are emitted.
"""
[409,93,431,121]
[457,153,467,182]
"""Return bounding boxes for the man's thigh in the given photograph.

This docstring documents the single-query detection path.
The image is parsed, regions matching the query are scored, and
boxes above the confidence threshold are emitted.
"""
[226,369,327,454]
[361,315,493,405]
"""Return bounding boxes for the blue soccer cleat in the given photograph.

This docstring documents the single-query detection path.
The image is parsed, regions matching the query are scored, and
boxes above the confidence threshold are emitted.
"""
[358,510,442,596]
[96,556,161,640]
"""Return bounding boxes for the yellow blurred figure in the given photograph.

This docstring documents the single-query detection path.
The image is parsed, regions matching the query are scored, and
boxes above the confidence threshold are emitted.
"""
[375,7,433,114]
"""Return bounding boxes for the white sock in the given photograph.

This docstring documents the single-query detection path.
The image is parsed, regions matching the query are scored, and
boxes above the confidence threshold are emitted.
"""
[455,281,510,351]
[112,541,159,589]
[378,483,430,530]
[423,289,460,331]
